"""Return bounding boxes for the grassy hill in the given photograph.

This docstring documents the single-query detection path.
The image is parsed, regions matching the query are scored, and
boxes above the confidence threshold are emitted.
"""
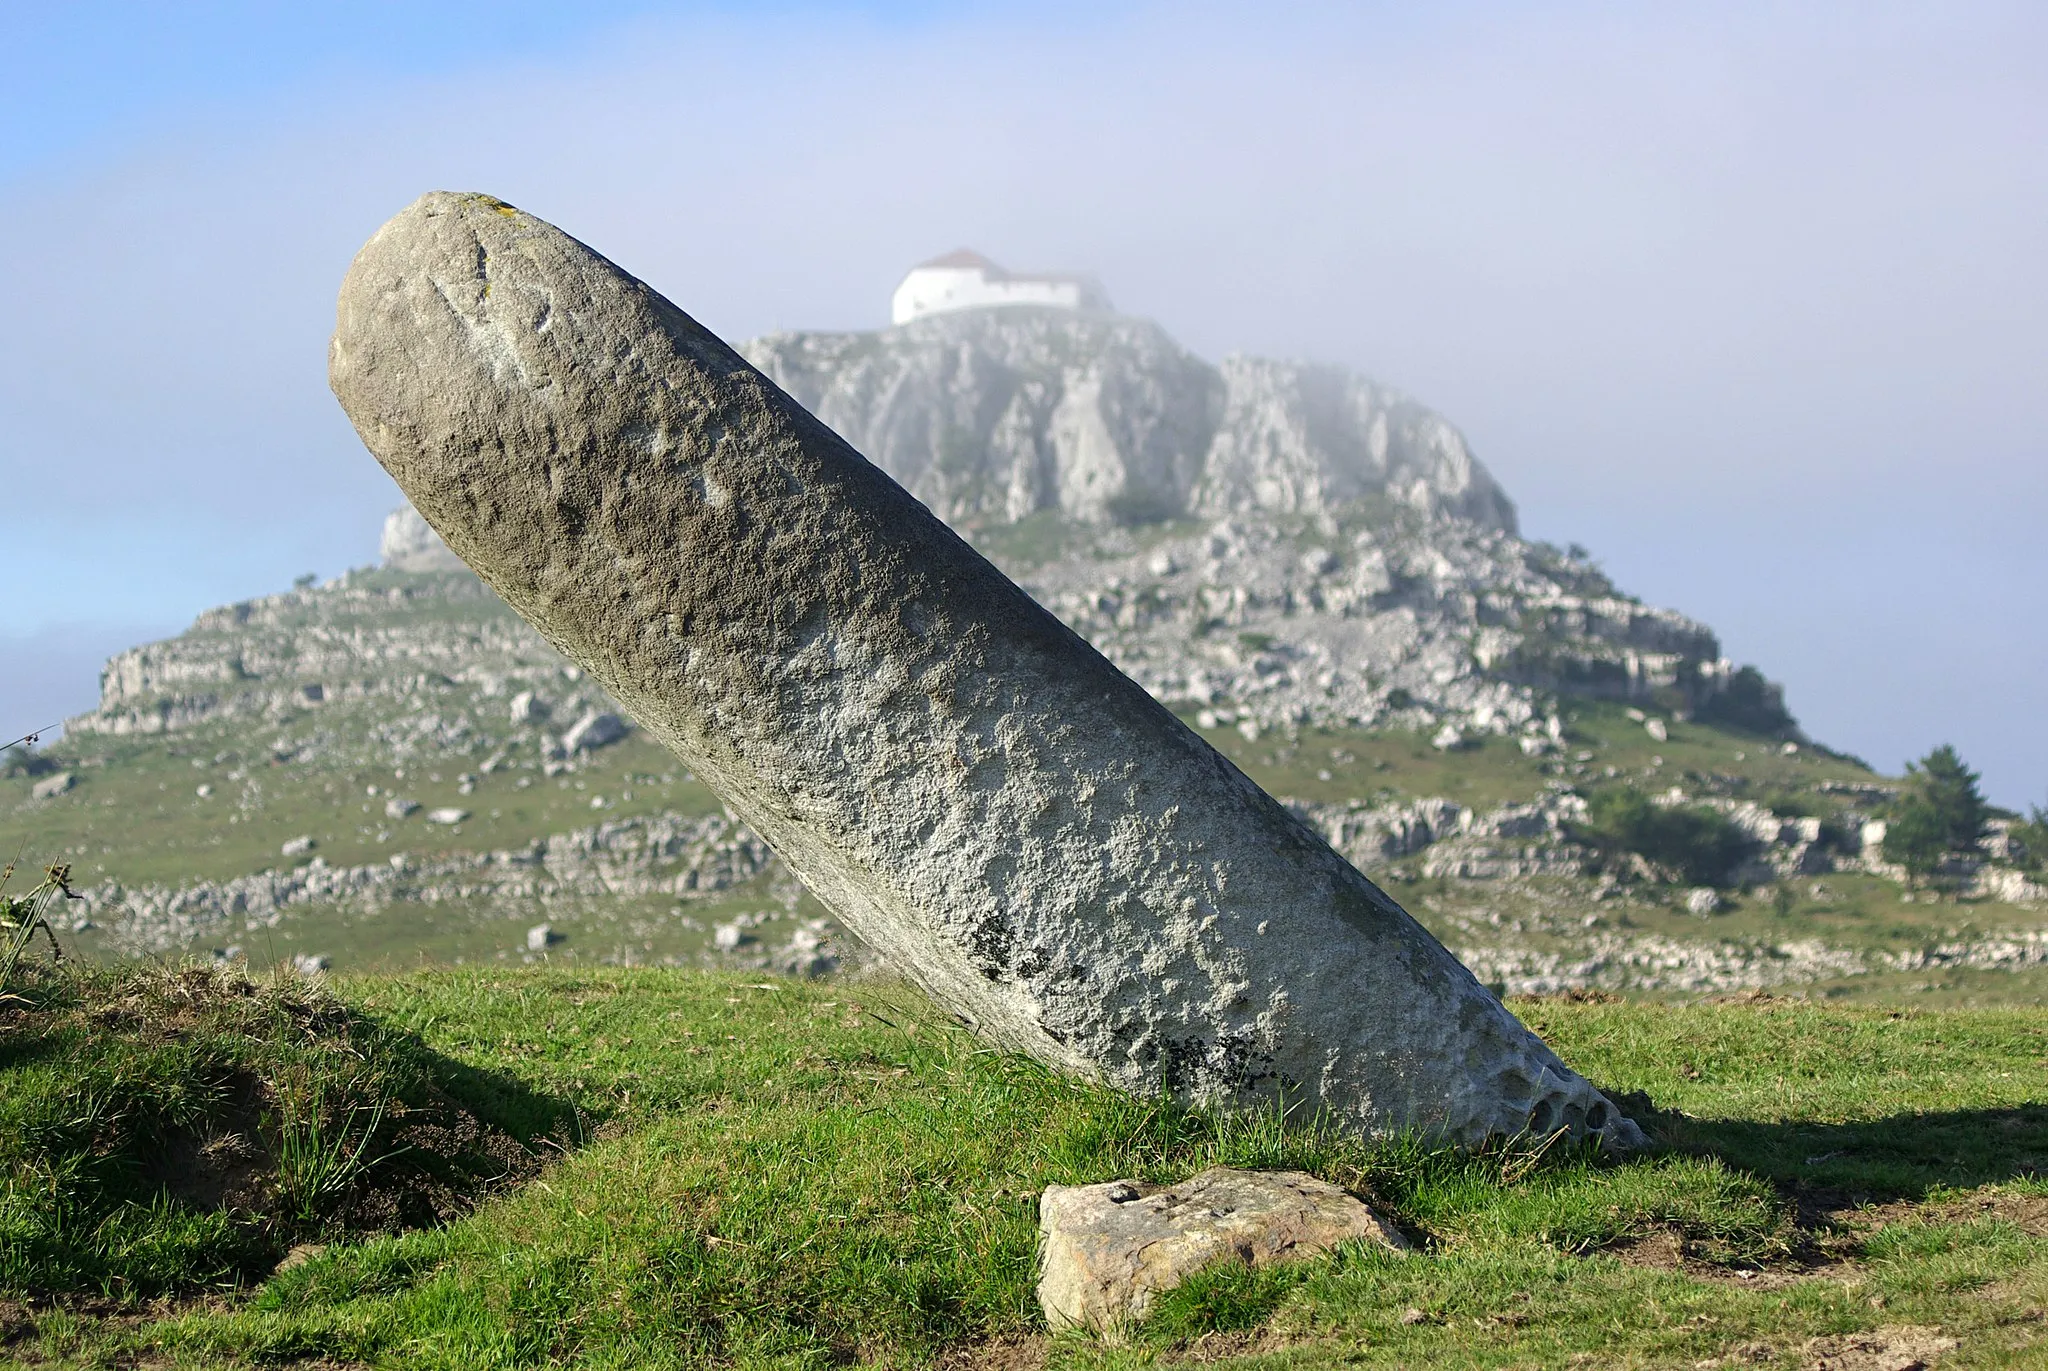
[3,964,2045,1368]
[10,679,2045,1004]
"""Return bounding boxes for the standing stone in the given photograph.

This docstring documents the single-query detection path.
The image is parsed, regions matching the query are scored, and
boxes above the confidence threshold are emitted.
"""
[328,191,1642,1148]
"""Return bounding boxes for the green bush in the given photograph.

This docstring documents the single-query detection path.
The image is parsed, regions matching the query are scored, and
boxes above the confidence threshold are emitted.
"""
[1695,665,1798,737]
[2009,807,2048,874]
[1884,745,1989,879]
[1573,787,1753,887]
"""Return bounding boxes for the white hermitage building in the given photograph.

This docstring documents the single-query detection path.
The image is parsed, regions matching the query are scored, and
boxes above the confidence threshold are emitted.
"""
[889,249,1111,325]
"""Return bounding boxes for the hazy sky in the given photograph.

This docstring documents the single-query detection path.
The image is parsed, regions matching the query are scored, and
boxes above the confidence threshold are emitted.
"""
[4,1,2043,803]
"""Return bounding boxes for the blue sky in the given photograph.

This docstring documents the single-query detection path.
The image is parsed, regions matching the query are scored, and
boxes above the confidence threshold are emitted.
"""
[3,1,2044,804]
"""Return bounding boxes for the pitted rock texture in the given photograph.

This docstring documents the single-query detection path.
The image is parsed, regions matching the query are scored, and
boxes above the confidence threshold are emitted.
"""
[1038,1167,1408,1332]
[328,190,1643,1148]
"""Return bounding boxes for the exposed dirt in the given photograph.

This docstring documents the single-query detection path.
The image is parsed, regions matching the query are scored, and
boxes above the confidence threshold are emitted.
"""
[1613,1222,1860,1289]
[1830,1189,2048,1237]
[1170,1328,1304,1363]
[333,1091,554,1236]
[1801,1326,1958,1371]
[936,1334,1048,1370]
[1617,1183,2048,1297]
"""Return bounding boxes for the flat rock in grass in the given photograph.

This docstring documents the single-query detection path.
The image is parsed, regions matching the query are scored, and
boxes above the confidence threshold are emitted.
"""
[328,191,1644,1150]
[1038,1167,1407,1332]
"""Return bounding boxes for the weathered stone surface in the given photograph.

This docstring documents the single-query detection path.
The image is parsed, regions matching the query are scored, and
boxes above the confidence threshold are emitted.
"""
[328,190,1643,1147]
[30,772,75,800]
[1038,1167,1407,1331]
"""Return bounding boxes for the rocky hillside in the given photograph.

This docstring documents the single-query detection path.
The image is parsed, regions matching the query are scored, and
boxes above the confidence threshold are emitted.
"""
[26,307,2044,993]
[740,308,1515,530]
[75,309,1769,746]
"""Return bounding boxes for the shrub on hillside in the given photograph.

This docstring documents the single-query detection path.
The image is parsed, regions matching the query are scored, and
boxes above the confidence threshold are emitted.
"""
[1884,744,1989,879]
[2009,807,2048,874]
[0,735,60,778]
[1573,786,1753,887]
[1695,665,1798,738]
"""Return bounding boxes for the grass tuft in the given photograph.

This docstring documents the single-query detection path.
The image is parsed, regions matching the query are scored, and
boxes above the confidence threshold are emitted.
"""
[0,960,566,1299]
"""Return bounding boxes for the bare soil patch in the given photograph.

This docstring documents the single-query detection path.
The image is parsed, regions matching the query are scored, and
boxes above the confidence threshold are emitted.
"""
[936,1334,1048,1371]
[1801,1325,1957,1371]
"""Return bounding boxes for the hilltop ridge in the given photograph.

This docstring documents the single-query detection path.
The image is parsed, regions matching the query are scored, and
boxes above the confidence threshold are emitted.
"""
[72,309,1769,746]
[743,308,1517,530]
[20,308,2044,992]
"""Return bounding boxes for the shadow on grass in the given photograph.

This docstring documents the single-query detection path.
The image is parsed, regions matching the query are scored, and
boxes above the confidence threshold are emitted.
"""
[1628,1095,2048,1201]
[421,1047,585,1151]
[0,962,587,1297]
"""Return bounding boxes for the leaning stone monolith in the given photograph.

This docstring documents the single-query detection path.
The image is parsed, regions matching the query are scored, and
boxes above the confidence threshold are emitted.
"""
[329,191,1642,1149]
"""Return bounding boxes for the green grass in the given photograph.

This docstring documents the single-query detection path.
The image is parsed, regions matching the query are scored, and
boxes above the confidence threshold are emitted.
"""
[16,681,2045,994]
[5,968,2047,1368]
[0,963,565,1302]
[1,725,722,893]
[1183,701,1885,815]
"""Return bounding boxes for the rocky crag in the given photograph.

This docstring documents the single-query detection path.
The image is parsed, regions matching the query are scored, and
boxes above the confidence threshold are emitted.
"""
[36,308,2042,990]
[79,309,1758,747]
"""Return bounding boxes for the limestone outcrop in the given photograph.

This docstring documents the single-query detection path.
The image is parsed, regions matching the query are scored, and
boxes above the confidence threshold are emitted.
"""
[327,190,1643,1148]
[742,308,1517,531]
[379,503,467,572]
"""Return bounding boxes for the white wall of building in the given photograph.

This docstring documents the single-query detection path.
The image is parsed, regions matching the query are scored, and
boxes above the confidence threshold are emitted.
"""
[891,254,1109,325]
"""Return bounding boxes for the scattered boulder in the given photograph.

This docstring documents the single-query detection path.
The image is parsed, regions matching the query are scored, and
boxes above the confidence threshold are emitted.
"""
[509,690,549,724]
[281,836,317,858]
[525,923,560,952]
[563,711,628,752]
[773,921,838,976]
[385,796,421,819]
[1037,1167,1407,1332]
[1685,887,1724,915]
[30,772,75,800]
[1644,718,1668,742]
[290,953,331,975]
[426,807,469,826]
[328,190,1644,1149]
